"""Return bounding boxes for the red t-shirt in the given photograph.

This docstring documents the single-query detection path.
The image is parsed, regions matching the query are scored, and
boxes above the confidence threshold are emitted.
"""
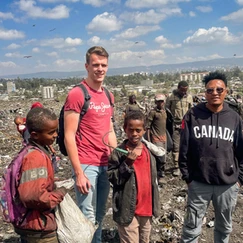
[64,81,113,166]
[133,145,152,216]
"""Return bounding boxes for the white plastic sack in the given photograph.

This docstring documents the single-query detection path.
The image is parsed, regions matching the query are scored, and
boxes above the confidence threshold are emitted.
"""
[55,179,96,243]
[142,137,166,156]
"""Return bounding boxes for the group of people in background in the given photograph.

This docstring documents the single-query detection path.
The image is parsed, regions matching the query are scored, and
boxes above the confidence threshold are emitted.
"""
[11,46,243,243]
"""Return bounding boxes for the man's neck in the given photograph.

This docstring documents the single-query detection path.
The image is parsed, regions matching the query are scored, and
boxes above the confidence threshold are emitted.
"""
[85,78,103,91]
[206,103,223,113]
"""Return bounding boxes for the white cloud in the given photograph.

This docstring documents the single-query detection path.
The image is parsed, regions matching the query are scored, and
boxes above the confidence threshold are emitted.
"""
[196,6,212,13]
[40,37,83,48]
[35,61,48,69]
[176,54,223,63]
[32,47,40,52]
[62,47,77,52]
[88,36,101,45]
[65,37,82,45]
[120,8,182,24]
[46,51,58,57]
[236,0,243,5]
[5,52,22,58]
[0,12,15,20]
[183,27,239,44]
[189,11,196,17]
[38,0,79,2]
[54,59,83,70]
[0,61,17,68]
[109,49,166,67]
[155,35,181,48]
[87,36,145,52]
[116,25,160,39]
[25,39,37,44]
[155,35,168,44]
[0,29,25,40]
[6,43,21,50]
[81,0,120,7]
[86,12,122,32]
[125,0,190,9]
[18,0,69,19]
[221,8,243,22]
[161,43,181,48]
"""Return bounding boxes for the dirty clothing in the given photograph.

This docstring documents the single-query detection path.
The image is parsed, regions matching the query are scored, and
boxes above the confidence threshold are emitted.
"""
[107,140,159,226]
[179,102,243,243]
[166,89,193,167]
[118,216,152,243]
[165,89,193,125]
[15,141,65,238]
[146,107,167,177]
[125,103,142,114]
[20,234,58,243]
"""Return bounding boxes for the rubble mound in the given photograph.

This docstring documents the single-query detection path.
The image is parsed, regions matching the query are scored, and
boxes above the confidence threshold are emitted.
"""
[0,100,243,243]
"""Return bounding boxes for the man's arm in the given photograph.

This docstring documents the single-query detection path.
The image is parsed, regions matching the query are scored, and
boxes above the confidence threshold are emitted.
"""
[146,110,154,142]
[64,110,91,194]
[178,116,191,183]
[235,118,243,186]
[108,119,117,152]
[165,95,171,110]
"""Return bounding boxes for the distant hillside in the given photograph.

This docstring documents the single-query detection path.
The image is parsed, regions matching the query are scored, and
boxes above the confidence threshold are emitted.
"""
[1,57,243,79]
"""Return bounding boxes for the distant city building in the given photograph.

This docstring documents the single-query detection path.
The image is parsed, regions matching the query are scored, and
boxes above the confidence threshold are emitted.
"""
[42,86,54,99]
[180,72,209,82]
[140,79,153,86]
[6,81,16,93]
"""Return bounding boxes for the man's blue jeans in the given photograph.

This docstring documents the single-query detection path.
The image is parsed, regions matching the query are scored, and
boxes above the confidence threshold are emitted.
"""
[73,164,110,243]
[180,181,239,243]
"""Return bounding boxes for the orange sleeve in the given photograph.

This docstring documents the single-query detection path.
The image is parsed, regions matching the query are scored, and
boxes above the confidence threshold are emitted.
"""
[18,150,64,211]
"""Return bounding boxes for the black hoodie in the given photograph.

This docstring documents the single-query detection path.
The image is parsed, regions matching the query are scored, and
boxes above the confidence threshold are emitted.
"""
[179,102,243,185]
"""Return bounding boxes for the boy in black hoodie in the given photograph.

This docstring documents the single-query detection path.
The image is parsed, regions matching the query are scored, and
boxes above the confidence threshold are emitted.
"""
[179,71,243,243]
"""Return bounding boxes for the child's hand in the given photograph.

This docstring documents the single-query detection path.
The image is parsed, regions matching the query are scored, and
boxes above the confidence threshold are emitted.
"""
[125,150,137,166]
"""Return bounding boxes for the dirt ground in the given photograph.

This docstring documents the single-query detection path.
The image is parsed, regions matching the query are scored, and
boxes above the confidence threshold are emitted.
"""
[0,100,243,243]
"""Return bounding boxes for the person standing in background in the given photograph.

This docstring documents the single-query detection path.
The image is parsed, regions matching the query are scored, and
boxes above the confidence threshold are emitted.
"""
[166,81,193,176]
[146,94,167,185]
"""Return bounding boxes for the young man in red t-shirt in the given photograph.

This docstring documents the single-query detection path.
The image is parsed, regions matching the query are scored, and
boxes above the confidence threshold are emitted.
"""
[63,46,117,243]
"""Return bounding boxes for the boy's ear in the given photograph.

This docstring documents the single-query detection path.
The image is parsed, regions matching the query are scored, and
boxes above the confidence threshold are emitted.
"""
[30,131,39,140]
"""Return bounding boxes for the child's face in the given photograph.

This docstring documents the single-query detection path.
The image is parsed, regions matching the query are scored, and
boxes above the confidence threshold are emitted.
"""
[15,117,24,125]
[156,100,164,110]
[33,119,58,147]
[124,119,145,146]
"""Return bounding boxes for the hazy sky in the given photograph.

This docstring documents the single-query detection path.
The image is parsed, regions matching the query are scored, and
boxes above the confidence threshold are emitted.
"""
[0,0,243,76]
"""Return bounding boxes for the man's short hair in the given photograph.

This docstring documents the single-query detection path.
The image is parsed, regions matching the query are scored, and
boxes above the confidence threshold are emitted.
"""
[26,107,57,133]
[178,81,189,88]
[202,71,227,87]
[124,110,146,129]
[86,46,109,64]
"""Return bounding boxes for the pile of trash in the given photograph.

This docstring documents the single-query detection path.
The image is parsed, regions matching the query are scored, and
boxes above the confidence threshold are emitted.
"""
[1,99,243,243]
